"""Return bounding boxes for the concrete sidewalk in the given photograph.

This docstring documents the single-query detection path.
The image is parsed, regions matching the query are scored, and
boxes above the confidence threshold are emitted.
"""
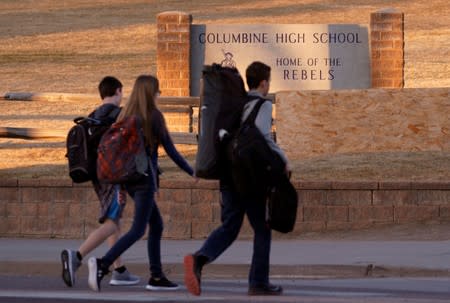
[1,238,450,278]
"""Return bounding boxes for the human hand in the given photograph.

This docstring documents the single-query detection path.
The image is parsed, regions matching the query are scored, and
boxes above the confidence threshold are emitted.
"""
[285,163,292,179]
[192,173,200,183]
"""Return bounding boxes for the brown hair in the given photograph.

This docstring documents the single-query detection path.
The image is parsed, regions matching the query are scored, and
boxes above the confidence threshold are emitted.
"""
[98,76,122,99]
[245,61,271,90]
[117,75,159,149]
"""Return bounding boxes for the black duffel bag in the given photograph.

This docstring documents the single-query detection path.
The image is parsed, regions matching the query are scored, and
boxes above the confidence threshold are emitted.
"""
[266,174,298,233]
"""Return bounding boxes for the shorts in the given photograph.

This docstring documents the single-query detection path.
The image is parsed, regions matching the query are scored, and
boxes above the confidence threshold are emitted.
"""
[97,184,126,224]
[105,196,125,223]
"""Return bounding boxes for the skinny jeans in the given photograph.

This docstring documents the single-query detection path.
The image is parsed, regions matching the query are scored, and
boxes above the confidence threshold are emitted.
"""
[101,177,164,278]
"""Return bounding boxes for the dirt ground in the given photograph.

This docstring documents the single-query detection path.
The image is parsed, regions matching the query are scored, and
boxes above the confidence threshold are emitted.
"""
[0,0,449,181]
[1,98,449,181]
[0,0,449,94]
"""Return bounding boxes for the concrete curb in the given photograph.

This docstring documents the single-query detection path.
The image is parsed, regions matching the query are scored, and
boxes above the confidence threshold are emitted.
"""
[2,261,450,280]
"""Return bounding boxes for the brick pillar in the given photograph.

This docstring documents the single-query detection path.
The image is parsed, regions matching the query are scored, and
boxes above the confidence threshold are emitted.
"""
[370,8,404,88]
[156,11,192,96]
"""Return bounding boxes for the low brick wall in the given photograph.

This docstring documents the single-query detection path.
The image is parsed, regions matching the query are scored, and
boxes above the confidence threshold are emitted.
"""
[1,179,448,239]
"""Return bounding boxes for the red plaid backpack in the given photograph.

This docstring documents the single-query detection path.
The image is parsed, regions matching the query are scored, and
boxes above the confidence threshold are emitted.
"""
[96,115,149,184]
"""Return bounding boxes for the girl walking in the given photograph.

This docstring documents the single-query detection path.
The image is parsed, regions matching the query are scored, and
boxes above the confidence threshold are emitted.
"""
[88,75,194,292]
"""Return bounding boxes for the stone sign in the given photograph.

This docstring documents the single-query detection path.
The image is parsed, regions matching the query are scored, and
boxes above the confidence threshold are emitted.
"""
[190,24,370,95]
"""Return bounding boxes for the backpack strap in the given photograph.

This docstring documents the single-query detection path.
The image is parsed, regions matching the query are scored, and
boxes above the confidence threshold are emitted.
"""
[242,97,267,127]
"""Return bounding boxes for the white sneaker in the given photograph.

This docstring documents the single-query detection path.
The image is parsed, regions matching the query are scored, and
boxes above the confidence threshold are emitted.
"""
[88,257,106,292]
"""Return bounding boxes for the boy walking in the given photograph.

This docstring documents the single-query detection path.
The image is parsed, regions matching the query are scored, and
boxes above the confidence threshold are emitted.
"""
[184,62,289,296]
[61,76,139,287]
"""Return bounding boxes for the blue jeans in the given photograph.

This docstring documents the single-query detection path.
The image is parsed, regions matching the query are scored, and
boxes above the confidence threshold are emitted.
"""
[101,178,164,278]
[196,188,272,286]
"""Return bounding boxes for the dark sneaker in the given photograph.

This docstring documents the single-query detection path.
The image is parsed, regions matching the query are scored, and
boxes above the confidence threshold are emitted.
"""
[61,249,81,287]
[183,254,201,296]
[248,283,283,296]
[88,257,107,292]
[145,276,179,291]
[109,269,140,286]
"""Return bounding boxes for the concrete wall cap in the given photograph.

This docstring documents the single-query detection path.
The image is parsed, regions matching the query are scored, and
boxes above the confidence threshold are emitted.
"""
[157,11,190,17]
[377,8,401,13]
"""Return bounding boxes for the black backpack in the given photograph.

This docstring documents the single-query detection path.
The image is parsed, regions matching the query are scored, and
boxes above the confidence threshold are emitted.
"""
[195,64,248,179]
[229,98,286,195]
[66,107,120,183]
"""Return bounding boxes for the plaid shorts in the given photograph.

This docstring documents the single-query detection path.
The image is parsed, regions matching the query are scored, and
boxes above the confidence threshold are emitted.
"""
[93,183,127,224]
[104,193,125,222]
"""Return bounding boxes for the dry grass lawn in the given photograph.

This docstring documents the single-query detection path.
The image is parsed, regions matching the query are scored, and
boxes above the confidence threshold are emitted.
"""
[0,0,449,181]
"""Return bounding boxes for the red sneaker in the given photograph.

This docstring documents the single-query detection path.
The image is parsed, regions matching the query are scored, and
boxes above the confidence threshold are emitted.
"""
[183,254,201,296]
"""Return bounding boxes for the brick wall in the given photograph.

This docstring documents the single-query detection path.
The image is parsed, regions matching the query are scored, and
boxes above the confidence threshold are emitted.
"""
[370,8,404,88]
[1,178,448,239]
[156,11,192,97]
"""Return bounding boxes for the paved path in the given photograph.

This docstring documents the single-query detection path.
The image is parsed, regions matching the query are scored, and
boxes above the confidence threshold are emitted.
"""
[1,238,450,278]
